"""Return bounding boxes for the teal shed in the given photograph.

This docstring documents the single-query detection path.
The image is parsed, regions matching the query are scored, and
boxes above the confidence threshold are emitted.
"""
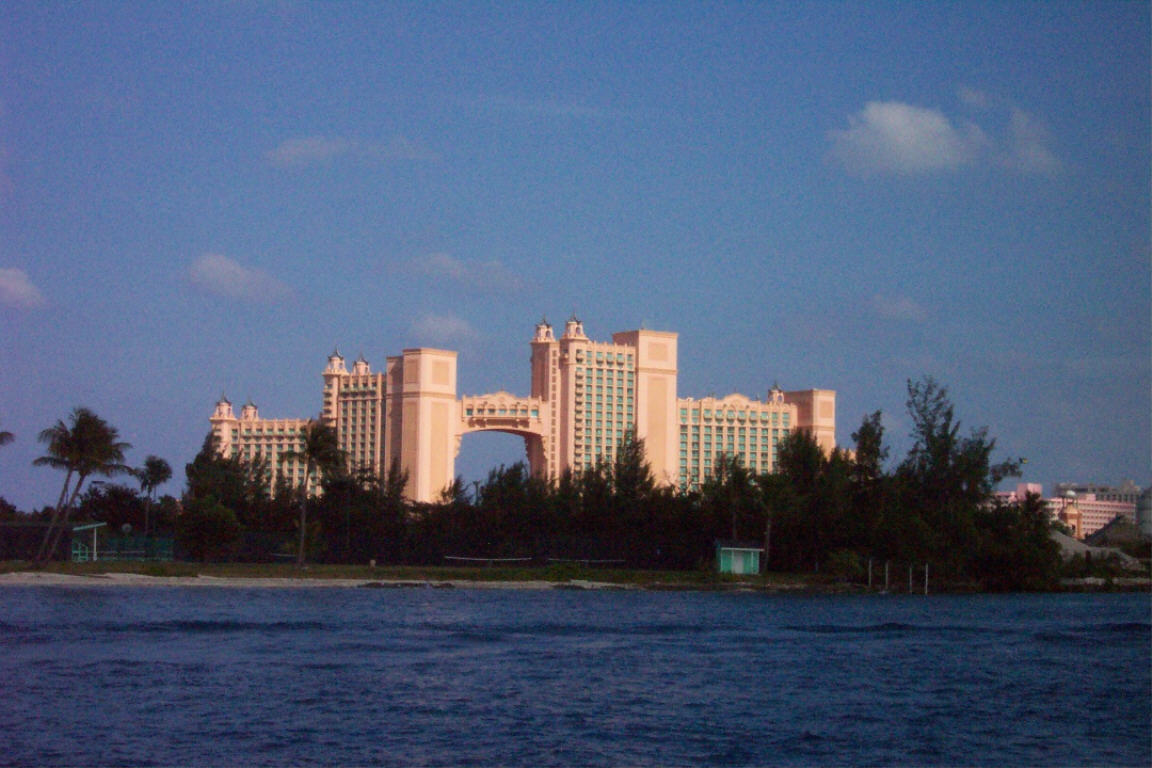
[715,542,764,575]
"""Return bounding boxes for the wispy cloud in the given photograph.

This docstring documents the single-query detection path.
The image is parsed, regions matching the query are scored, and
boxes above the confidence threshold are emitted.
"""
[265,134,439,168]
[871,293,928,323]
[463,95,627,122]
[1005,106,1063,174]
[408,252,529,293]
[188,253,291,302]
[827,101,988,175]
[0,268,47,309]
[409,313,480,345]
[957,86,991,110]
[265,136,353,167]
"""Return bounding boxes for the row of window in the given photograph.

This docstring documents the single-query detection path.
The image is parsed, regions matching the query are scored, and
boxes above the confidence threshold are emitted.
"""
[463,407,541,418]
[680,408,791,426]
[573,351,633,365]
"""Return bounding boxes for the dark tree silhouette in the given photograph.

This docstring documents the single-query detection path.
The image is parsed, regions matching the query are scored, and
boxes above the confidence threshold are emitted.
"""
[33,408,132,562]
[279,420,343,567]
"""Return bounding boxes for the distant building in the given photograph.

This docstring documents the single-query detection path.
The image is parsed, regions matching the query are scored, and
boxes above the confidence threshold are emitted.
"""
[209,316,836,502]
[996,483,1138,540]
[1138,487,1152,538]
[210,398,311,493]
[210,351,386,493]
[1054,481,1144,505]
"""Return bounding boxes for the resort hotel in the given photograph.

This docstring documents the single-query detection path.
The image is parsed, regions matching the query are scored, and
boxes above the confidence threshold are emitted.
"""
[210,316,837,503]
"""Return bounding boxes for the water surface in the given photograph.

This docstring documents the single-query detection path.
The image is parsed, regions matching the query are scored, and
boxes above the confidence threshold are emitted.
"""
[1,587,1148,766]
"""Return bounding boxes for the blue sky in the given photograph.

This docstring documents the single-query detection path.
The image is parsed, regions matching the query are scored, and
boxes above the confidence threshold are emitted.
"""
[1,1,1148,510]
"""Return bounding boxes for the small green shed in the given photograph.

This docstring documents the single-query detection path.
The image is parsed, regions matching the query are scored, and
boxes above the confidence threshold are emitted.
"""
[715,542,764,575]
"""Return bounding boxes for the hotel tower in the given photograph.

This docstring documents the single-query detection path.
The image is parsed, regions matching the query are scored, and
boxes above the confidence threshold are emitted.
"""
[210,316,836,503]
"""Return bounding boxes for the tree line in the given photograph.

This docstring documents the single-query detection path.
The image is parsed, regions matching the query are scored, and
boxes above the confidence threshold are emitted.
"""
[173,377,1061,589]
[3,377,1063,589]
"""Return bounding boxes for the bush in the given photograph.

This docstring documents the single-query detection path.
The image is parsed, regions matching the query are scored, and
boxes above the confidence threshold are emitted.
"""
[825,549,865,581]
[176,497,241,561]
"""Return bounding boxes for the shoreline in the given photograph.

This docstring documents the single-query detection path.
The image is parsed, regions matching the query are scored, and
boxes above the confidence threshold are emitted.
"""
[0,571,565,590]
[1,570,1147,593]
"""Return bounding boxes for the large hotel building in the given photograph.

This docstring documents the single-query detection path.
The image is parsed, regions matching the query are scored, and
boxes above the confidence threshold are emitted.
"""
[210,316,836,503]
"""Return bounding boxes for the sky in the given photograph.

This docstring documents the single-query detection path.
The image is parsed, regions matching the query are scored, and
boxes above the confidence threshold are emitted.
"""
[1,1,1148,511]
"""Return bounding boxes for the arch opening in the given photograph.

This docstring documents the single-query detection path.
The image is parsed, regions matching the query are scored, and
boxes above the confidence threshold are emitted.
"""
[454,430,533,499]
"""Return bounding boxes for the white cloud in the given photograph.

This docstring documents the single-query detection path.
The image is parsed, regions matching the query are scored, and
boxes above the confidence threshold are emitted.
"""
[828,101,988,175]
[872,293,928,323]
[188,253,291,302]
[409,313,480,345]
[1006,106,1063,174]
[408,252,528,293]
[0,268,47,309]
[266,135,439,168]
[831,93,1066,178]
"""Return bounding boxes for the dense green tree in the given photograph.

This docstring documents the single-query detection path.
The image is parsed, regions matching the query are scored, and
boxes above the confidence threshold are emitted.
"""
[279,420,344,567]
[76,482,147,531]
[767,428,828,570]
[0,497,20,520]
[609,431,659,562]
[700,454,762,542]
[183,434,291,559]
[848,412,890,555]
[971,492,1061,590]
[33,408,132,562]
[895,377,1022,578]
[185,435,271,520]
[851,411,888,486]
[176,496,241,561]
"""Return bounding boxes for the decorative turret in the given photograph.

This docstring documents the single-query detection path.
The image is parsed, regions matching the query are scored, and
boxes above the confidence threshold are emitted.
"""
[534,317,555,342]
[562,314,585,339]
[352,354,371,375]
[212,395,235,420]
[325,348,347,375]
[241,399,259,420]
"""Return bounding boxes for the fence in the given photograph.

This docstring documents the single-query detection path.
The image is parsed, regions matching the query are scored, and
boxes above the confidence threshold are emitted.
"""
[71,535,174,563]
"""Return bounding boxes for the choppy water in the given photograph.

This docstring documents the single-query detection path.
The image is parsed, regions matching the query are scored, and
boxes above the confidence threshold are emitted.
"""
[1,586,1148,767]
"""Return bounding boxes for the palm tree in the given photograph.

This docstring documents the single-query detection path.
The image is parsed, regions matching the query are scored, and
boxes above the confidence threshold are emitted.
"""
[33,408,132,562]
[279,420,343,567]
[135,455,172,538]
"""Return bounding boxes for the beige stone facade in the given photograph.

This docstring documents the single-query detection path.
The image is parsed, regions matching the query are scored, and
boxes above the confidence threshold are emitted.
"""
[210,316,836,502]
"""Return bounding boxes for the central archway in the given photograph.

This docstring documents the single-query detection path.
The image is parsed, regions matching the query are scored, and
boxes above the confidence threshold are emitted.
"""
[456,392,549,479]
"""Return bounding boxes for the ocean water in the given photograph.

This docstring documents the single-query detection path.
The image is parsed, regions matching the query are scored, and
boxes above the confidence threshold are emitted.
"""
[0,586,1148,767]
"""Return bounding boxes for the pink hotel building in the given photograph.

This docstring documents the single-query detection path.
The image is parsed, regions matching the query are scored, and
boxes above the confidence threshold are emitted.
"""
[210,317,836,503]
